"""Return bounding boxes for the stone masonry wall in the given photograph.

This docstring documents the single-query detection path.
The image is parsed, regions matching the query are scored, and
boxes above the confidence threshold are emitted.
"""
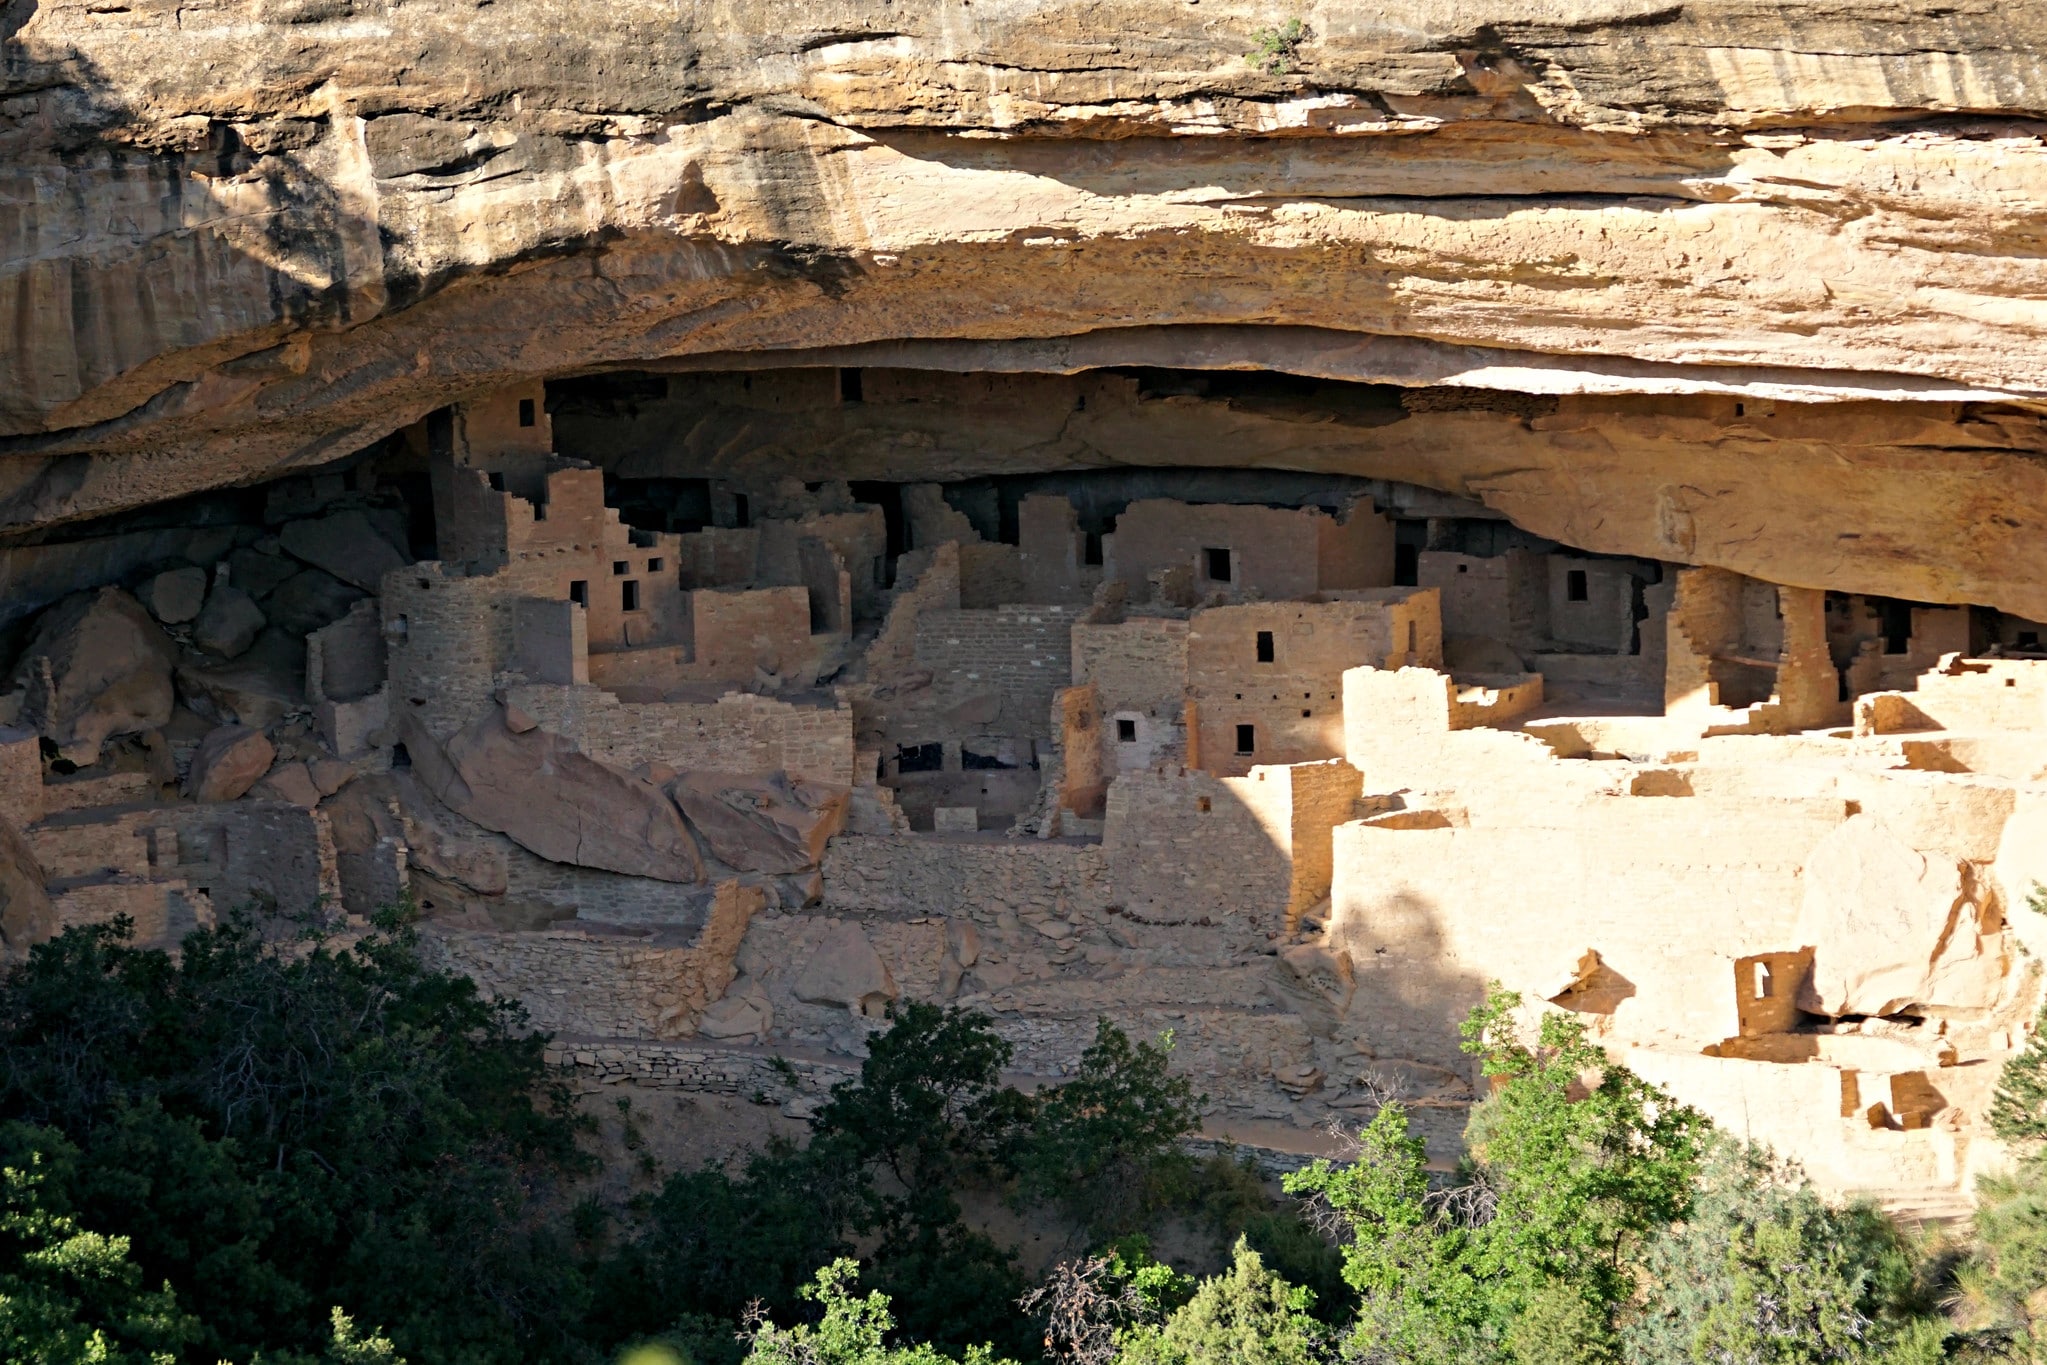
[914,606,1076,739]
[505,683,856,786]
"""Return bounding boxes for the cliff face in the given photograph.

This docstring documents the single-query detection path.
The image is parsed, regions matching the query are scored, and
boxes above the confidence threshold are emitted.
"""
[7,2,2047,602]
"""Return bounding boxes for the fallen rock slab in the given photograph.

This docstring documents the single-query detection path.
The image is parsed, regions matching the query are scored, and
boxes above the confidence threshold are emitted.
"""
[279,510,408,592]
[667,771,849,874]
[187,724,276,803]
[403,708,702,882]
[13,587,177,765]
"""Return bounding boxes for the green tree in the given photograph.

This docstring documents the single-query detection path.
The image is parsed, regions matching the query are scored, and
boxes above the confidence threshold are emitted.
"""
[0,1131,195,1365]
[1954,1157,2047,1361]
[0,914,589,1363]
[1023,1021,1203,1237]
[1285,984,1709,1364]
[1621,1139,1930,1365]
[1113,1238,1327,1365]
[740,1260,1018,1365]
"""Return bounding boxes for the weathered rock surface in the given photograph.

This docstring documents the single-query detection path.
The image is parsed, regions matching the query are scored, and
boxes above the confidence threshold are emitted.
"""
[140,567,207,625]
[792,919,896,1016]
[0,815,56,959]
[8,4,2047,617]
[11,588,177,765]
[277,511,408,592]
[191,584,266,659]
[262,571,365,638]
[1796,817,1997,1018]
[252,760,321,809]
[186,723,276,803]
[177,630,306,729]
[404,709,703,882]
[667,772,849,875]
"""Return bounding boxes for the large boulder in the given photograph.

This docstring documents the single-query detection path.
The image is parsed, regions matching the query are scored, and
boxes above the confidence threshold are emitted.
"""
[177,630,305,729]
[666,771,849,874]
[278,511,408,592]
[139,566,207,624]
[12,587,177,765]
[1795,816,2001,1017]
[186,724,276,803]
[403,708,702,882]
[0,815,56,960]
[792,919,896,1016]
[191,584,266,659]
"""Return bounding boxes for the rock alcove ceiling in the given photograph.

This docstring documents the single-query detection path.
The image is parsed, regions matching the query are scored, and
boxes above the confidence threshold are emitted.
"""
[5,0,2047,613]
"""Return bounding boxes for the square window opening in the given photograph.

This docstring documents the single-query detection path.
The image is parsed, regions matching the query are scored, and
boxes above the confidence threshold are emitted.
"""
[1567,568,1589,602]
[487,471,506,491]
[621,580,641,612]
[1234,723,1256,755]
[646,557,664,573]
[1255,630,1275,663]
[1116,718,1137,743]
[1203,547,1233,582]
[517,397,536,427]
[612,560,630,576]
[567,581,587,606]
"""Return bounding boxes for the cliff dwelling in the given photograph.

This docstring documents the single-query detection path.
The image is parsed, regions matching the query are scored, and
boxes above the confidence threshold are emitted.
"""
[9,0,2047,1237]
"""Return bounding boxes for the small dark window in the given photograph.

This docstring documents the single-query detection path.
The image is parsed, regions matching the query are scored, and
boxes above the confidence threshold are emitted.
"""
[1406,621,1417,653]
[1083,532,1104,566]
[1203,547,1233,582]
[1235,724,1255,755]
[612,560,630,576]
[1735,402,1746,418]
[1566,569,1589,602]
[1255,630,1275,663]
[733,493,751,528]
[1456,563,1468,574]
[518,398,536,427]
[1393,542,1419,587]
[1195,797,1211,813]
[1301,709,1312,718]
[487,471,505,491]
[1877,599,1913,655]
[838,367,864,403]
[568,580,588,607]
[896,742,944,773]
[1116,718,1137,743]
[532,502,547,521]
[621,580,641,611]
[647,557,664,573]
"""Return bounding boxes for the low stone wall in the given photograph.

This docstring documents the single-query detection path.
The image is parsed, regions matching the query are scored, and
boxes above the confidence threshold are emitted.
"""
[822,832,1109,921]
[426,881,765,1038]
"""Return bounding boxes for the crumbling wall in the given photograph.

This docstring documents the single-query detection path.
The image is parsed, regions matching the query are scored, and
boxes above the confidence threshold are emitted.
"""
[504,684,856,786]
[914,607,1077,739]
[33,802,340,918]
[427,881,764,1038]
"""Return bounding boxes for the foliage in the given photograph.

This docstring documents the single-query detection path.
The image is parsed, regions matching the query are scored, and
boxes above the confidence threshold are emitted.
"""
[1185,1154,1351,1325]
[1112,1238,1327,1365]
[1992,969,2047,1142]
[740,1260,1019,1365]
[1244,19,1308,75]
[0,914,588,1364]
[1021,1021,1203,1237]
[1952,1155,2047,1361]
[1285,984,1708,1364]
[0,1131,195,1365]
[1620,1139,1930,1365]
